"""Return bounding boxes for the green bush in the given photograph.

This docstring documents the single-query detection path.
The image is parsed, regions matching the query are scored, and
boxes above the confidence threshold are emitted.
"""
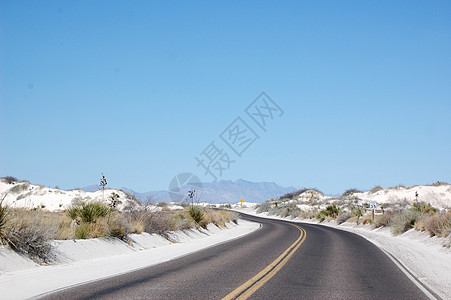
[342,188,361,197]
[66,201,111,224]
[390,209,420,236]
[2,176,18,184]
[278,188,324,200]
[188,206,204,224]
[75,223,91,239]
[412,201,437,214]
[318,204,340,221]
[369,185,383,194]
[352,206,364,224]
[9,183,30,194]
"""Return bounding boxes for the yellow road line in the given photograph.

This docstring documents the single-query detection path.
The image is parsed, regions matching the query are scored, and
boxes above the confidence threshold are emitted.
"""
[222,224,307,300]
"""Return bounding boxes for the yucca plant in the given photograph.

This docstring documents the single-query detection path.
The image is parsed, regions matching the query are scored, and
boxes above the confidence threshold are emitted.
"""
[100,173,107,201]
[352,206,364,225]
[188,206,204,224]
[66,201,111,224]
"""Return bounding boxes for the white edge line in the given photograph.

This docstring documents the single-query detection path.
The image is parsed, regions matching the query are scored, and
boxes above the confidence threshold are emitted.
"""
[377,246,438,300]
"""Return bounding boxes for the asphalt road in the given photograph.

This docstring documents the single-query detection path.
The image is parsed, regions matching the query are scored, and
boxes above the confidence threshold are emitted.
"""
[40,214,433,300]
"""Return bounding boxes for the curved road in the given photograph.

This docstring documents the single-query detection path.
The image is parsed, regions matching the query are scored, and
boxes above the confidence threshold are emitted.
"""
[41,214,433,300]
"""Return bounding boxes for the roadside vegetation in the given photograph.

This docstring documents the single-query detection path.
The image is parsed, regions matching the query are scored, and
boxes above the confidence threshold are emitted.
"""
[0,176,238,263]
[255,186,451,244]
[0,200,237,262]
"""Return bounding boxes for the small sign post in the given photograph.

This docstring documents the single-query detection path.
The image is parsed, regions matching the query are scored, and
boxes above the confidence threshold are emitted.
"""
[369,201,377,221]
[240,199,244,208]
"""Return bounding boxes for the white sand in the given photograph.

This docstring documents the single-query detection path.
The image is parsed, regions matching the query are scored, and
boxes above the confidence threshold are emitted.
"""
[0,181,140,211]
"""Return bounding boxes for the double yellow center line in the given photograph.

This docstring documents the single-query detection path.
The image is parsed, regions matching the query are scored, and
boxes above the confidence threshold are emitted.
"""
[222,224,307,300]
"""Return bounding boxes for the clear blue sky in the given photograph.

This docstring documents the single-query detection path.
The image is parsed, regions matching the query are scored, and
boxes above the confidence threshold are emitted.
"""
[1,1,450,194]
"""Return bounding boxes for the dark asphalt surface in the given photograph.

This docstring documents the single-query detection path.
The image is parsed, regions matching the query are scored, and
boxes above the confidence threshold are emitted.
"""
[40,214,431,300]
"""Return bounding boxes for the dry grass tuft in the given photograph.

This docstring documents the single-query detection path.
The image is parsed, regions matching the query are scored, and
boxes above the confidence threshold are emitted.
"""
[423,213,451,237]
[200,209,238,228]
[369,185,384,194]
[374,211,395,228]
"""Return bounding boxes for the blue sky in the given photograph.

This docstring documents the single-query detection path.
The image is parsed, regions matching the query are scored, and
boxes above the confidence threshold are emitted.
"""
[1,1,450,194]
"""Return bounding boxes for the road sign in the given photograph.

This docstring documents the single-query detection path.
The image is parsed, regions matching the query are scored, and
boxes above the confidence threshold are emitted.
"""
[240,199,244,203]
[369,201,377,210]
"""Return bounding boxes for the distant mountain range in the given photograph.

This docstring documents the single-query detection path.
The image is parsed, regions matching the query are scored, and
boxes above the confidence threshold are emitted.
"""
[80,179,296,204]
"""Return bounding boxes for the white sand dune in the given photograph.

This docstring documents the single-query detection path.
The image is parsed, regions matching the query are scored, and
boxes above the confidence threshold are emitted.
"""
[0,181,141,211]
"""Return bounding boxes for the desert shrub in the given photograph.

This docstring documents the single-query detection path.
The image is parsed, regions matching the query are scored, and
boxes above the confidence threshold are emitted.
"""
[352,206,364,224]
[273,204,302,219]
[336,211,352,224]
[200,209,238,228]
[141,210,196,234]
[128,219,145,234]
[66,201,112,224]
[423,213,451,237]
[428,181,449,187]
[412,201,437,214]
[342,188,361,197]
[362,216,374,225]
[123,209,146,234]
[318,204,340,221]
[286,206,302,218]
[75,223,92,239]
[374,211,395,228]
[0,199,12,245]
[346,216,358,224]
[327,204,340,218]
[256,200,272,213]
[189,206,204,224]
[390,209,421,235]
[157,202,169,208]
[110,226,126,239]
[9,183,30,194]
[369,185,383,194]
[315,212,325,222]
[171,212,195,231]
[6,223,53,262]
[389,184,406,189]
[278,188,324,200]
[2,209,55,262]
[108,214,131,240]
[296,210,315,219]
[2,176,18,184]
[268,205,283,216]
[142,211,174,234]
